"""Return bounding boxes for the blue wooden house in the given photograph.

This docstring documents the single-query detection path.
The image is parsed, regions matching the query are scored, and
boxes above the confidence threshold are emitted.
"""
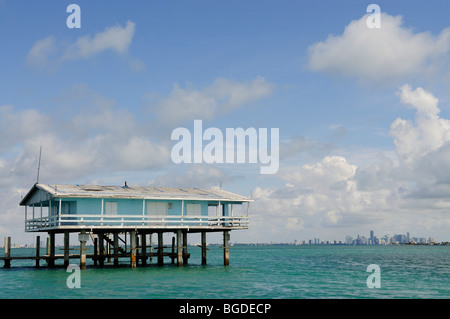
[19,183,251,267]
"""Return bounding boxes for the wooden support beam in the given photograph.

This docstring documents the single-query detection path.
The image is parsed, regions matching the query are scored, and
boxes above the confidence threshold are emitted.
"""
[93,237,98,266]
[130,230,137,268]
[98,233,105,267]
[48,232,55,268]
[149,234,153,263]
[171,236,175,264]
[176,230,183,267]
[136,235,140,266]
[157,232,164,266]
[223,231,230,266]
[45,237,50,265]
[183,231,188,265]
[141,233,147,266]
[201,232,207,265]
[4,237,11,268]
[63,231,70,268]
[106,234,111,263]
[79,231,89,270]
[35,236,40,268]
[113,232,119,267]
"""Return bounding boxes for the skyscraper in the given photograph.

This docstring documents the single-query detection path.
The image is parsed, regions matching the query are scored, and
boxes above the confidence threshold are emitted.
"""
[370,230,374,245]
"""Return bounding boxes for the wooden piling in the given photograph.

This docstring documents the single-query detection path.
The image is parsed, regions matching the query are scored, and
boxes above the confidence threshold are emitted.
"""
[48,232,55,268]
[176,230,183,267]
[141,233,147,266]
[46,237,50,265]
[106,234,111,263]
[98,233,105,267]
[35,236,40,268]
[201,232,207,265]
[149,234,153,263]
[157,232,164,266]
[113,232,119,267]
[79,231,88,270]
[93,237,98,266]
[135,235,140,266]
[4,237,11,268]
[63,231,70,268]
[182,231,188,265]
[171,236,175,264]
[223,231,230,266]
[130,230,137,268]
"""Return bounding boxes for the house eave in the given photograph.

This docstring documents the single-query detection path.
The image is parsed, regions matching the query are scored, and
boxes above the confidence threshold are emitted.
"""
[20,183,253,205]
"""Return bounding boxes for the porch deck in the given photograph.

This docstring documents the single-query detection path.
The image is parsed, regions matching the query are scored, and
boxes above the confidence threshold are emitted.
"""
[25,214,249,232]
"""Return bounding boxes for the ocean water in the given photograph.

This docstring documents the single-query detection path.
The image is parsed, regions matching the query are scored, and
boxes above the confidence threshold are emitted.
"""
[0,245,448,299]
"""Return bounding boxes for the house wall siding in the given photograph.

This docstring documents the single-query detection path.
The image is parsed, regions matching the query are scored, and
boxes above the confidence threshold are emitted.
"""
[57,198,211,217]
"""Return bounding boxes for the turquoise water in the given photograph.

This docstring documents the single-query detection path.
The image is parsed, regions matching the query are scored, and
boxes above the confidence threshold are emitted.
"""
[0,245,448,299]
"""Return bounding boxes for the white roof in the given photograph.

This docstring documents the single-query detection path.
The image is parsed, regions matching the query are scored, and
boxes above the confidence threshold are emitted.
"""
[21,183,252,203]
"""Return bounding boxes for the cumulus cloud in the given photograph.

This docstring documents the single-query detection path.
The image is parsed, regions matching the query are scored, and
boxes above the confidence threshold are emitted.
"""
[391,84,450,164]
[62,21,136,61]
[0,84,170,184]
[151,76,275,126]
[25,36,57,67]
[0,105,52,153]
[26,21,136,68]
[280,156,357,190]
[307,13,450,82]
[251,85,450,241]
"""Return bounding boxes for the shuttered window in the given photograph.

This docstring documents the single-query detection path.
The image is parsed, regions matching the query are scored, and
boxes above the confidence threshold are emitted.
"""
[105,201,117,215]
[147,202,168,216]
[186,203,201,216]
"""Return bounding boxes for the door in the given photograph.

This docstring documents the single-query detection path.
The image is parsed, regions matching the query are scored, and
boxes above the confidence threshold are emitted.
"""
[147,201,168,225]
[186,203,202,225]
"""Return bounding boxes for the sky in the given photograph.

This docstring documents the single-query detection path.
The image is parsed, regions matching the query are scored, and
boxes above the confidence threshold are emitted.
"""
[1,0,450,244]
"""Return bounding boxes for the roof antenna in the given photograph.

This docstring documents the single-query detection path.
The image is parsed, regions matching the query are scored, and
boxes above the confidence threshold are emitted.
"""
[36,146,42,184]
[219,181,222,190]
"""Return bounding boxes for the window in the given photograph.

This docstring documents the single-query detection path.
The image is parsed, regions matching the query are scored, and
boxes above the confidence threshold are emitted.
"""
[147,202,168,216]
[105,201,117,215]
[147,202,168,225]
[64,202,69,214]
[186,203,201,216]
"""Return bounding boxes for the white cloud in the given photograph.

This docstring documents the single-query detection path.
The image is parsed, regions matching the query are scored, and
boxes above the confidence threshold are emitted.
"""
[307,13,450,82]
[0,105,52,153]
[25,36,57,67]
[286,217,304,231]
[0,84,170,183]
[280,156,357,190]
[391,84,450,164]
[26,21,137,68]
[62,21,136,61]
[397,84,440,115]
[251,85,450,242]
[152,76,275,126]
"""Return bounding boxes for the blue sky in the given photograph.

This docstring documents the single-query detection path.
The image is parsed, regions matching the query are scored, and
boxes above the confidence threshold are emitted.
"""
[1,1,450,243]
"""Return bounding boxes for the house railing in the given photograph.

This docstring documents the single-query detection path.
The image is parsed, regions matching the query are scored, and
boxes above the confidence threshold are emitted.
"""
[25,214,249,231]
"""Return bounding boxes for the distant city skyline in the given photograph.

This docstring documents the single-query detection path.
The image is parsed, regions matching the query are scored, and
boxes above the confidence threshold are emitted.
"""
[297,230,438,245]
